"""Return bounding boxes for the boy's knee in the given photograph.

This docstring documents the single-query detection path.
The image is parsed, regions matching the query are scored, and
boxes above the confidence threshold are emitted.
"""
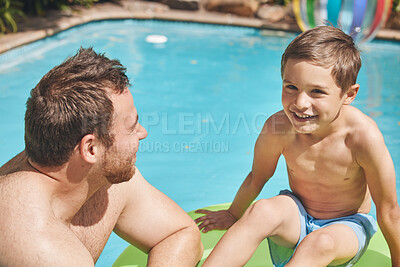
[248,199,273,215]
[245,199,281,226]
[289,232,337,267]
[303,232,336,256]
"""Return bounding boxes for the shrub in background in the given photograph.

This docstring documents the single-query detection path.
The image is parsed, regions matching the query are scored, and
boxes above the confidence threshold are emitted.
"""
[0,0,25,33]
[0,0,99,34]
[23,0,99,16]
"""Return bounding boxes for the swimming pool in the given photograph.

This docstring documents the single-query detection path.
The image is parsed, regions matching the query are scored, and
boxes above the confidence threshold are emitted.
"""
[0,20,399,266]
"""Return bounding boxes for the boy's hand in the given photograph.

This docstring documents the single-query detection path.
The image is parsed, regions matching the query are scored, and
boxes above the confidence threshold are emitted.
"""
[194,209,238,233]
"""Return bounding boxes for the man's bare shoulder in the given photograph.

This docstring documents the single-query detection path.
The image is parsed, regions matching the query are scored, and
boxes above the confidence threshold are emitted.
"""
[0,171,56,233]
[0,177,93,265]
[0,168,96,266]
[0,168,45,207]
[0,218,93,266]
[0,151,28,177]
[0,152,55,212]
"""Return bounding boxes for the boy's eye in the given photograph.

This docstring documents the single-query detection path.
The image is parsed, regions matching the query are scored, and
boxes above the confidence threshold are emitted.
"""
[311,89,326,94]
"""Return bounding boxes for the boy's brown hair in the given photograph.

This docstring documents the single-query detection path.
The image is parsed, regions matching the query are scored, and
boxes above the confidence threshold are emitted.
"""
[281,26,361,92]
[25,47,130,167]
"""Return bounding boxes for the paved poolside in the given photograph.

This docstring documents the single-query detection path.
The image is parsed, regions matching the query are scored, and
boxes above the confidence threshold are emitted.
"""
[1,0,399,54]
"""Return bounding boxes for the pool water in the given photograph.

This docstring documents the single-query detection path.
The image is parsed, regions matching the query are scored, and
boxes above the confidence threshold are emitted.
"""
[0,20,399,266]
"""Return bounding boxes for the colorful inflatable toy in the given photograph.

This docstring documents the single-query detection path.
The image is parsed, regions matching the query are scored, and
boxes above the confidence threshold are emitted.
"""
[113,203,391,267]
[293,0,393,42]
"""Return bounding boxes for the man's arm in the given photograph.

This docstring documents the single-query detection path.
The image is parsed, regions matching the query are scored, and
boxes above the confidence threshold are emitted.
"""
[113,168,203,266]
[356,124,400,266]
[195,111,287,232]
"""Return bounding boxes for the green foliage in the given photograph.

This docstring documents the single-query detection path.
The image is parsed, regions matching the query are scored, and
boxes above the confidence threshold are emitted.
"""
[393,0,400,12]
[0,0,99,34]
[23,0,65,16]
[0,0,25,33]
[268,0,291,6]
[74,0,99,8]
[23,0,98,16]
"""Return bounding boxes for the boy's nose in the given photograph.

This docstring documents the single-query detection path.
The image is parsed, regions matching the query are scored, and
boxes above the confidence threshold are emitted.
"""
[294,92,311,110]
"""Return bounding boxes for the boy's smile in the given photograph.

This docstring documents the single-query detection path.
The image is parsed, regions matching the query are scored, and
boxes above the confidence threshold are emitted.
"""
[281,59,357,136]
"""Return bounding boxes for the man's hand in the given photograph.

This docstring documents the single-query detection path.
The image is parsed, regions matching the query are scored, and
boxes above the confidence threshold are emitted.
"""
[194,209,238,233]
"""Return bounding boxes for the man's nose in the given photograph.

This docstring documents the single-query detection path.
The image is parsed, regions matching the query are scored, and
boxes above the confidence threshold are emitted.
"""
[138,124,148,140]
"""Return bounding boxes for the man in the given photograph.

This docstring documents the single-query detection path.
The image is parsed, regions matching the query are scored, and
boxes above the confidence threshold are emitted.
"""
[0,48,203,266]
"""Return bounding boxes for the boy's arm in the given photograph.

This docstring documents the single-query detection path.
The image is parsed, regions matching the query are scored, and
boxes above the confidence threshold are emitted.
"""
[195,112,286,232]
[356,125,400,266]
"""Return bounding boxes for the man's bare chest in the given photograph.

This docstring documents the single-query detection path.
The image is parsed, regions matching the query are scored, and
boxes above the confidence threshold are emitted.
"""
[69,217,116,262]
[69,186,124,262]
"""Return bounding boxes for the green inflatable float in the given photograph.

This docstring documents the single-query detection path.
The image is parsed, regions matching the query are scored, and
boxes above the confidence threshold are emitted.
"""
[113,203,391,267]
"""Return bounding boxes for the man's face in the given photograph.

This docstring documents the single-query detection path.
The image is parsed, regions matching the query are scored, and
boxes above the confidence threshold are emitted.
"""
[281,59,348,135]
[101,89,147,184]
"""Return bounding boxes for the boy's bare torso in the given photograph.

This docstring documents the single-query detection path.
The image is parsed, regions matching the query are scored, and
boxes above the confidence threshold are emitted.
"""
[0,158,124,263]
[275,106,372,219]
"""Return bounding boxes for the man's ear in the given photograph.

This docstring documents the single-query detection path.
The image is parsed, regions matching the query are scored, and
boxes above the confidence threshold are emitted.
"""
[79,134,99,164]
[343,84,360,105]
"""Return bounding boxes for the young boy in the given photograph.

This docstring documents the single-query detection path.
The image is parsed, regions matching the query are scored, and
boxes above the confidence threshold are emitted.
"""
[195,26,400,266]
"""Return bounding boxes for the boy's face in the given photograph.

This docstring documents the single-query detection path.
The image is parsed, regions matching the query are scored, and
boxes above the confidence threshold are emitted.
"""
[281,59,354,135]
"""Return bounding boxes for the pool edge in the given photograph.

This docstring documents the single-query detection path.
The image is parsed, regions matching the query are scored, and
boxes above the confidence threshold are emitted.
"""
[1,1,399,55]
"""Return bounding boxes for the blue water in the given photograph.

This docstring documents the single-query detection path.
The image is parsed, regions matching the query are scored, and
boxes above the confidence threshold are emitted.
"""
[0,20,399,266]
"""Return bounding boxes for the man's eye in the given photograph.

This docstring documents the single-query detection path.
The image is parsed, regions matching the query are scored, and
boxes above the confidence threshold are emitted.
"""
[286,85,297,90]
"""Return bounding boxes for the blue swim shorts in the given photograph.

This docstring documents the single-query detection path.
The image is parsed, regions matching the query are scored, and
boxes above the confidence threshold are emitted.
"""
[267,190,377,267]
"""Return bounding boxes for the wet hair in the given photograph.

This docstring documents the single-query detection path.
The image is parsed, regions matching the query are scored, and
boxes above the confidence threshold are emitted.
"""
[281,26,361,92]
[25,47,130,166]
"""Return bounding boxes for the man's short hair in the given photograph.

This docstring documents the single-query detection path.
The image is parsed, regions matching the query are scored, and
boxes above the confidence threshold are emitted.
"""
[25,47,130,166]
[281,26,361,92]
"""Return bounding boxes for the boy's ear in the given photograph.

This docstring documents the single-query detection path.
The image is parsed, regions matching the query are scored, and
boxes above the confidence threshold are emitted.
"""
[343,84,360,105]
[79,134,99,164]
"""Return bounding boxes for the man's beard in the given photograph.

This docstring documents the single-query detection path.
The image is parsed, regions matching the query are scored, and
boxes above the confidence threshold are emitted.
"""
[102,148,136,184]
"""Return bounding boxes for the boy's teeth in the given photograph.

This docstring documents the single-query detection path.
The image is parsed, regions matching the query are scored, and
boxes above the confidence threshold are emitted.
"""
[296,113,314,118]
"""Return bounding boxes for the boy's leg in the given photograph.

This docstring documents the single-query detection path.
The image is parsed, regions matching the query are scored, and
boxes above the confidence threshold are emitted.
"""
[286,223,359,267]
[202,195,301,267]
